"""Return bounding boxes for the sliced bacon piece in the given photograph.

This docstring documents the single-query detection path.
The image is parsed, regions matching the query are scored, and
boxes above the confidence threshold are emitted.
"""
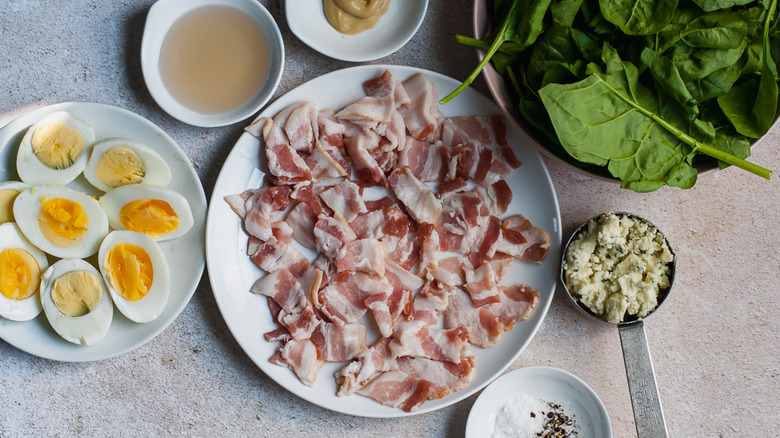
[311,322,368,361]
[437,177,468,196]
[405,281,453,326]
[499,146,521,169]
[314,214,356,259]
[278,339,324,386]
[384,259,424,296]
[265,142,312,184]
[431,255,473,287]
[349,209,385,239]
[389,323,470,364]
[335,238,386,277]
[473,147,513,188]
[312,254,336,289]
[285,200,322,249]
[464,263,501,307]
[284,101,318,153]
[336,338,398,396]
[355,369,432,412]
[382,234,419,272]
[485,253,515,282]
[487,180,513,215]
[388,167,441,226]
[317,271,393,327]
[400,74,443,143]
[495,215,550,263]
[247,235,309,277]
[319,180,367,222]
[264,327,290,343]
[470,215,503,267]
[251,268,321,340]
[226,185,292,241]
[317,110,351,170]
[306,141,349,180]
[372,110,407,154]
[440,115,507,149]
[444,286,539,348]
[397,355,476,401]
[418,225,441,280]
[344,129,387,186]
[365,196,395,211]
[398,138,442,182]
[363,69,411,109]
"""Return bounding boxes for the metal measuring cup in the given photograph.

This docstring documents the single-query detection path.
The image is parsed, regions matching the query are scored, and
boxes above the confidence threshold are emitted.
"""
[560,212,676,438]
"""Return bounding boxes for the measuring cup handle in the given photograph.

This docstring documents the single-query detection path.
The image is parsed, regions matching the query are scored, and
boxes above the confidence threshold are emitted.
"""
[618,322,668,438]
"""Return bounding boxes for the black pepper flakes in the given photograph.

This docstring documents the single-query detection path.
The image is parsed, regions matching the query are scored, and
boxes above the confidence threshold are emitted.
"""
[533,401,578,438]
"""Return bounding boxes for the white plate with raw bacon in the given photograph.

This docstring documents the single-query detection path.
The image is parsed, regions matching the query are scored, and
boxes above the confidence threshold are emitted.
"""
[206,65,561,417]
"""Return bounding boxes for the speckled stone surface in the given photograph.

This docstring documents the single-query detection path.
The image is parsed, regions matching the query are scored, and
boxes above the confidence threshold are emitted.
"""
[1,1,778,437]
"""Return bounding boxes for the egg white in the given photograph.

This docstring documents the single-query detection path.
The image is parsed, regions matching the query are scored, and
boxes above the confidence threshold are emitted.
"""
[14,185,109,258]
[40,259,113,346]
[84,138,172,192]
[16,111,95,186]
[98,230,170,323]
[0,223,49,321]
[100,185,193,241]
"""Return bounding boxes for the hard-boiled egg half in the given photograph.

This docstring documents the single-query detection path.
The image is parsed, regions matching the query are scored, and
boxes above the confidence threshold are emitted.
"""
[0,181,30,224]
[40,259,113,345]
[0,223,49,321]
[14,186,109,258]
[84,138,172,192]
[100,185,193,241]
[16,111,95,186]
[98,231,170,323]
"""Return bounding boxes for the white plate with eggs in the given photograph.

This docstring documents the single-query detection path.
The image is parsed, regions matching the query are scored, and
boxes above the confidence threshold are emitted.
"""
[0,102,207,361]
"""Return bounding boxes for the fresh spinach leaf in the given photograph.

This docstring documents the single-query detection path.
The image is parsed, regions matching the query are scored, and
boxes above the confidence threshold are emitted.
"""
[683,12,748,49]
[692,0,755,12]
[672,39,747,81]
[599,0,678,35]
[641,48,700,114]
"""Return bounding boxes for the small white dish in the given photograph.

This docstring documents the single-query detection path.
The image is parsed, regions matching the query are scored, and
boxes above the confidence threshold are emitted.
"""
[141,0,284,127]
[286,0,428,62]
[466,366,612,438]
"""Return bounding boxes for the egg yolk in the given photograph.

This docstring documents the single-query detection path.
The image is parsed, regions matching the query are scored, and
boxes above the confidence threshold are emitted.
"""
[95,147,146,188]
[0,248,41,300]
[0,189,21,224]
[51,270,102,317]
[104,243,154,301]
[31,122,85,169]
[37,197,90,247]
[120,199,179,237]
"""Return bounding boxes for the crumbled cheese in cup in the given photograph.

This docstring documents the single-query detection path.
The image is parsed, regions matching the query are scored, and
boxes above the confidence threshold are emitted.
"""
[563,213,674,323]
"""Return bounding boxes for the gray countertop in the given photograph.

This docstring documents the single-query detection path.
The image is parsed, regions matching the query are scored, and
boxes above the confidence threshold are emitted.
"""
[1,1,778,437]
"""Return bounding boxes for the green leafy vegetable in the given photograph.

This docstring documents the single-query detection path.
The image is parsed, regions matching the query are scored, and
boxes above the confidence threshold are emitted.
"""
[449,0,776,190]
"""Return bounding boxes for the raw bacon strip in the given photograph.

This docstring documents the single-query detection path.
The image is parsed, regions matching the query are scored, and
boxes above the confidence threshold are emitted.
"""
[398,138,442,182]
[499,146,521,169]
[440,115,507,149]
[389,323,470,364]
[278,339,324,386]
[336,338,398,396]
[318,278,368,325]
[431,255,473,287]
[397,355,476,400]
[388,167,441,226]
[405,281,453,326]
[418,225,441,280]
[385,259,424,296]
[365,196,395,211]
[487,180,513,215]
[311,322,368,361]
[314,214,356,259]
[226,185,292,241]
[355,369,431,412]
[319,180,367,222]
[344,130,387,186]
[495,215,550,263]
[265,142,313,183]
[473,148,513,188]
[444,286,539,348]
[437,177,468,196]
[400,74,443,143]
[383,234,419,272]
[247,235,309,277]
[348,209,385,239]
[335,238,386,277]
[353,272,396,338]
[363,69,411,109]
[251,268,320,340]
[463,263,501,307]
[372,110,407,154]
[284,102,318,153]
[470,215,503,267]
[306,141,349,180]
[485,253,515,282]
[312,254,336,289]
[285,201,322,249]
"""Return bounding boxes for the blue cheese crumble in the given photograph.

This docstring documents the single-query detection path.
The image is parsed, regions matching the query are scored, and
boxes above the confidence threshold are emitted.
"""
[563,213,674,323]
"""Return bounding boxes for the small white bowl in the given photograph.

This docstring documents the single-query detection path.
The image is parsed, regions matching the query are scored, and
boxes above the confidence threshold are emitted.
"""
[286,0,428,62]
[141,0,284,127]
[466,366,612,438]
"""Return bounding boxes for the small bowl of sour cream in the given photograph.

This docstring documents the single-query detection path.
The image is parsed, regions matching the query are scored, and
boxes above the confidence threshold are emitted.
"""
[141,0,284,127]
